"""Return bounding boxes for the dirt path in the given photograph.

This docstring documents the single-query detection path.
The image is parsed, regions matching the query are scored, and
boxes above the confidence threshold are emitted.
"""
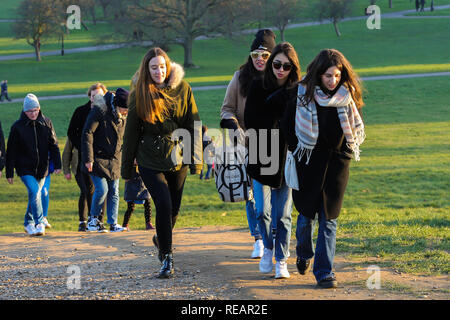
[0,226,447,300]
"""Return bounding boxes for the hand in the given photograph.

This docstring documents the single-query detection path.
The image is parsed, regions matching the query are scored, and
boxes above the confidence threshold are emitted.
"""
[65,173,72,180]
[85,162,93,172]
[7,178,13,184]
[0,171,2,178]
[54,169,61,174]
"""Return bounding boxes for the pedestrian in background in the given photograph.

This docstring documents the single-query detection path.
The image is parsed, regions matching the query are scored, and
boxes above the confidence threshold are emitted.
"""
[122,165,154,231]
[5,94,61,236]
[67,83,107,231]
[82,88,129,233]
[0,80,12,102]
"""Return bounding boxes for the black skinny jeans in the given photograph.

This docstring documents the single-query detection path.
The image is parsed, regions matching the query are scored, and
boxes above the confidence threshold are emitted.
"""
[139,165,188,255]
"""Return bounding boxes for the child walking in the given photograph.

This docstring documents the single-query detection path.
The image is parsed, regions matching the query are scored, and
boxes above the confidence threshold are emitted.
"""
[122,165,154,230]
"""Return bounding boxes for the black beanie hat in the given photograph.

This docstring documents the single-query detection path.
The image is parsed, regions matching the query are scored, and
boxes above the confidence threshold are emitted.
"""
[113,87,129,108]
[250,29,276,53]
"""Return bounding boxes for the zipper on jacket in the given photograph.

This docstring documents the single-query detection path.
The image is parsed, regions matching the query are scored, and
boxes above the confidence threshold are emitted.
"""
[33,121,39,176]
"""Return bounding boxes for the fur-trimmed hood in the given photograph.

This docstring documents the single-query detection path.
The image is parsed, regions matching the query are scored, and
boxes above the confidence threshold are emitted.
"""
[131,61,185,90]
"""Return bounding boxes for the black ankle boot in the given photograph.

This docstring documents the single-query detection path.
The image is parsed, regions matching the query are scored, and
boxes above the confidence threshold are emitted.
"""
[157,254,174,279]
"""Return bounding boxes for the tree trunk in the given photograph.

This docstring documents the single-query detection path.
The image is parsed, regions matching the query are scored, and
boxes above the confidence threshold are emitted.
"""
[333,18,341,37]
[389,0,393,8]
[90,7,97,25]
[34,40,41,61]
[279,26,286,42]
[183,36,196,68]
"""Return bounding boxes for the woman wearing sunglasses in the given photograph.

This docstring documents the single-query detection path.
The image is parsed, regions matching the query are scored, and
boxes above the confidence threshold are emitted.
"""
[281,49,365,288]
[244,42,301,279]
[220,29,276,259]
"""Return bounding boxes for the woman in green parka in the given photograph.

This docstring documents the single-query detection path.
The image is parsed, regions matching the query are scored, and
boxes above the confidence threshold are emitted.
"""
[121,47,202,279]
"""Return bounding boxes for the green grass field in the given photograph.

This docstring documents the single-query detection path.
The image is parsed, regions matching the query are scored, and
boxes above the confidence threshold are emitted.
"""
[0,3,449,276]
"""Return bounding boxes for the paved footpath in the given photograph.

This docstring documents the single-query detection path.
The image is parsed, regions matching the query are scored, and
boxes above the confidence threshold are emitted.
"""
[1,72,449,104]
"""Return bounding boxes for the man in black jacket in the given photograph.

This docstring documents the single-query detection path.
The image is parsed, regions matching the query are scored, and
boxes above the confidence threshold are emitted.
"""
[67,83,107,231]
[82,88,129,233]
[6,94,61,236]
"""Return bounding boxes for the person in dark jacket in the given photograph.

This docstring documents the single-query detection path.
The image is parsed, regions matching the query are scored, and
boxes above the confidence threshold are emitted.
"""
[220,29,276,259]
[82,88,129,233]
[5,94,61,236]
[122,165,154,231]
[122,47,202,279]
[0,120,5,178]
[280,49,365,288]
[67,83,107,231]
[0,80,12,102]
[244,42,301,279]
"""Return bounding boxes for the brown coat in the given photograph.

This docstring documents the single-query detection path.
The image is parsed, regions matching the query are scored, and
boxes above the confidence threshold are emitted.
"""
[220,71,247,130]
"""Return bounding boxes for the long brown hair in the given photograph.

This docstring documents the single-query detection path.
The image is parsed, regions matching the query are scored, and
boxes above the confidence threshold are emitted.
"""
[300,49,364,109]
[132,47,173,123]
[263,42,301,91]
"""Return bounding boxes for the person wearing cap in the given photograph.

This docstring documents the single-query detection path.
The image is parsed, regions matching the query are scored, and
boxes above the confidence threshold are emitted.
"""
[67,83,108,231]
[220,29,276,259]
[5,93,61,236]
[82,88,129,233]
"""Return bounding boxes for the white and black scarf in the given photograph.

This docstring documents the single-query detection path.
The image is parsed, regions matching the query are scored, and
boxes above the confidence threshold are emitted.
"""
[294,84,365,164]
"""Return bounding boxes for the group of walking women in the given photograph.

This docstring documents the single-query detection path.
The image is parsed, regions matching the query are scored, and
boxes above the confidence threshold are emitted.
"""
[0,27,365,286]
[221,29,365,288]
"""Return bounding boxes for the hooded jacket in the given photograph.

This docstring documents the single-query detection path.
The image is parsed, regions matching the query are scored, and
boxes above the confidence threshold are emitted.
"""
[121,62,203,179]
[81,92,126,180]
[5,111,61,179]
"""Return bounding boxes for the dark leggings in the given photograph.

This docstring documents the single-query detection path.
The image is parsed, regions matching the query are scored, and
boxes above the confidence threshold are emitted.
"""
[74,160,105,222]
[139,165,188,255]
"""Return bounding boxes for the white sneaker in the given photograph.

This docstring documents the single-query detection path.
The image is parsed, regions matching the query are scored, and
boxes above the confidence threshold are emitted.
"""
[24,223,37,236]
[86,217,99,232]
[110,224,125,232]
[43,217,52,229]
[35,223,46,236]
[275,260,290,279]
[259,248,274,273]
[251,239,264,259]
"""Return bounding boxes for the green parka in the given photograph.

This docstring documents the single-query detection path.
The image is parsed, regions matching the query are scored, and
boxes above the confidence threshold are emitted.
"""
[121,63,203,179]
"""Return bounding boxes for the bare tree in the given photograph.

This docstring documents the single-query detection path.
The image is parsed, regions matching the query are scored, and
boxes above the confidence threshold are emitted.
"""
[112,0,249,68]
[266,0,305,42]
[12,0,61,61]
[315,0,354,37]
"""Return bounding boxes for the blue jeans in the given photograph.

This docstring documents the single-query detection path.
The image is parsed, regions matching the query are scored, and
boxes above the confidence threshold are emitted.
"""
[41,174,51,217]
[246,197,261,239]
[89,175,119,225]
[296,207,337,282]
[253,179,292,262]
[20,175,45,226]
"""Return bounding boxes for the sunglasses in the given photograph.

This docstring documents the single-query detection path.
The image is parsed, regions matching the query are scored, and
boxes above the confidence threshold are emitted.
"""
[272,61,292,71]
[250,51,270,60]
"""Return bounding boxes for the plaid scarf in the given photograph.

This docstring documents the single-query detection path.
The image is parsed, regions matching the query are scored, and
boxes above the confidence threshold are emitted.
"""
[294,84,365,164]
